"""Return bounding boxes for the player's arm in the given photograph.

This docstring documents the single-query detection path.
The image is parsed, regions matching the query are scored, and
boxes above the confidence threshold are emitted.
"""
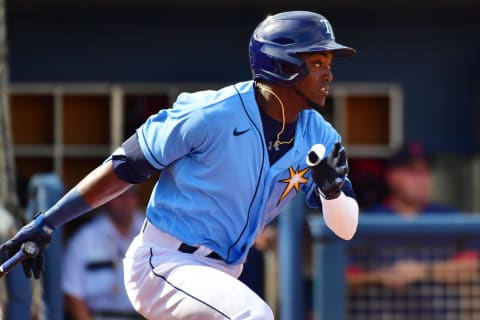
[0,133,158,278]
[307,142,359,240]
[0,162,130,278]
[428,251,479,284]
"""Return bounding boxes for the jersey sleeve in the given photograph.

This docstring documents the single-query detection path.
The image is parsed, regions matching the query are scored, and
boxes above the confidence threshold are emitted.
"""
[136,103,209,169]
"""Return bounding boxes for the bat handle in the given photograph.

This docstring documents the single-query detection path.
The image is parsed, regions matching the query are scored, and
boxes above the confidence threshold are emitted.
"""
[0,241,40,277]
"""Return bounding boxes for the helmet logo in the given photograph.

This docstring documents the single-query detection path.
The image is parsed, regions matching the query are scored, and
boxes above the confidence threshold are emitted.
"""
[320,19,333,35]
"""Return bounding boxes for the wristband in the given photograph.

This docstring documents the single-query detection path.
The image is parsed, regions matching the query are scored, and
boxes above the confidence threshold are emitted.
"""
[43,188,92,228]
[316,186,341,200]
[33,212,55,237]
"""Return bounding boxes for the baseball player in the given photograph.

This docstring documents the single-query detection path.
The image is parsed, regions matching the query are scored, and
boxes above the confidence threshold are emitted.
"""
[1,11,359,319]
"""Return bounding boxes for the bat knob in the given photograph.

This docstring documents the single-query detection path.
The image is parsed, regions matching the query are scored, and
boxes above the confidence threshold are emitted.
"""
[306,144,326,166]
[22,241,40,258]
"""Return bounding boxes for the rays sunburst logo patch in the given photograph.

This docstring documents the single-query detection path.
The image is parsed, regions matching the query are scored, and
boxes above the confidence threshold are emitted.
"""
[277,166,309,206]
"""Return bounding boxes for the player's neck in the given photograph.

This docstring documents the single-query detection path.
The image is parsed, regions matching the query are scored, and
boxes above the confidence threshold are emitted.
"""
[255,82,300,124]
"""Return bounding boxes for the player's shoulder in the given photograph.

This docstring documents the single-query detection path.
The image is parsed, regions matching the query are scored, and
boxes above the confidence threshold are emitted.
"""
[301,109,331,126]
[297,110,342,156]
[172,81,255,128]
[422,203,459,214]
[300,109,339,138]
[173,81,253,112]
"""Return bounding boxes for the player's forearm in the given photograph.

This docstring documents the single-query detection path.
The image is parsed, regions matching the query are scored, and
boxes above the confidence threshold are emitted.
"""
[321,192,358,240]
[43,161,132,229]
[347,272,381,287]
[76,161,132,208]
[429,258,478,284]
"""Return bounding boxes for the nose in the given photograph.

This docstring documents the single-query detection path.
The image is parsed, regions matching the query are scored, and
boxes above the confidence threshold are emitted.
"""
[323,67,333,83]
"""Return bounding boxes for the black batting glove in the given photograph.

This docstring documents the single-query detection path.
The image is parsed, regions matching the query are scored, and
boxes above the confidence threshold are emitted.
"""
[0,212,54,279]
[307,142,349,200]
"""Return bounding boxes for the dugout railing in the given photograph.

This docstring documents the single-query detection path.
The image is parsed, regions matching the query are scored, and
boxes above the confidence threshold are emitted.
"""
[307,213,480,320]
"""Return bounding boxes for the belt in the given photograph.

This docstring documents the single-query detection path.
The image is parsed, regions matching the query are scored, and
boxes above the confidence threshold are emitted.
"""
[178,243,222,260]
[92,310,144,319]
[142,219,223,261]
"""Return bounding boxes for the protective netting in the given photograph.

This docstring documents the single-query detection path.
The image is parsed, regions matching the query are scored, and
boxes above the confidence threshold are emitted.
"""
[347,238,480,320]
[0,0,19,218]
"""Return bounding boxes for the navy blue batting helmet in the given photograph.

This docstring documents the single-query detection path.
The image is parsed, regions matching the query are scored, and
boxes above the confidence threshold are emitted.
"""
[249,11,356,86]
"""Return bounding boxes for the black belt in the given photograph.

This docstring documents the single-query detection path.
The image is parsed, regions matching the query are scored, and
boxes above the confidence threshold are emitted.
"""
[91,310,144,319]
[178,243,222,260]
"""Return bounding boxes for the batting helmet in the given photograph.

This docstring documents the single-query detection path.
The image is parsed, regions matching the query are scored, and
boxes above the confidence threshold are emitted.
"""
[249,11,356,86]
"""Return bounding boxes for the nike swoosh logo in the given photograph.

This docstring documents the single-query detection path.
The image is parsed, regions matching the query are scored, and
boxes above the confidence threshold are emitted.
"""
[233,128,250,136]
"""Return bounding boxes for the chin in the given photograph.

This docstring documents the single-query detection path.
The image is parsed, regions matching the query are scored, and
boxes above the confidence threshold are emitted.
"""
[315,98,327,108]
[302,95,326,111]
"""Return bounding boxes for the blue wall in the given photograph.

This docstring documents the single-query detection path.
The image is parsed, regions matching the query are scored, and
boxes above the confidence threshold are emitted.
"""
[7,9,480,154]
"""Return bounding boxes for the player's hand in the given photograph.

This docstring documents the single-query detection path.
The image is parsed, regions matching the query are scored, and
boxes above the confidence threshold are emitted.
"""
[307,142,348,200]
[0,212,54,279]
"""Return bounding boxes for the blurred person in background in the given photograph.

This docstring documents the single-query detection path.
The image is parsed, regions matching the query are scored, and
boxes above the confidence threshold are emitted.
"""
[62,188,145,320]
[0,204,33,319]
[347,142,479,319]
[368,142,456,215]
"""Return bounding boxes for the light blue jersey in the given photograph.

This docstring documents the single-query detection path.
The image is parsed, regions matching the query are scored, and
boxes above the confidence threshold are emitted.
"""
[137,80,341,264]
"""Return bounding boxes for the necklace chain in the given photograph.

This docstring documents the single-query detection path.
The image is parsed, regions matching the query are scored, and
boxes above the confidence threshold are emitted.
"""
[257,83,294,150]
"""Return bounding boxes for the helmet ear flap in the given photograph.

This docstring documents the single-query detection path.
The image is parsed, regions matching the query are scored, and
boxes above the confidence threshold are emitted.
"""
[276,60,308,83]
[257,58,307,86]
[253,42,308,86]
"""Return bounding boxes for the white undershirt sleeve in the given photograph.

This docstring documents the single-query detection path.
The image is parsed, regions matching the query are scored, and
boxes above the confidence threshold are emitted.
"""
[320,191,359,240]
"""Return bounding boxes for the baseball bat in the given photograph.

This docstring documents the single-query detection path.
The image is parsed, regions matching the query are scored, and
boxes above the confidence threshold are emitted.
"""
[0,241,40,278]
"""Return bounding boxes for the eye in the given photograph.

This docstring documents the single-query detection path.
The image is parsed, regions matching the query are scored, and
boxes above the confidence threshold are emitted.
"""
[313,62,331,70]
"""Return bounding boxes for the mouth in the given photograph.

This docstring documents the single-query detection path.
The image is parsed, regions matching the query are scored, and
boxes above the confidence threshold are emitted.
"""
[320,86,329,96]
